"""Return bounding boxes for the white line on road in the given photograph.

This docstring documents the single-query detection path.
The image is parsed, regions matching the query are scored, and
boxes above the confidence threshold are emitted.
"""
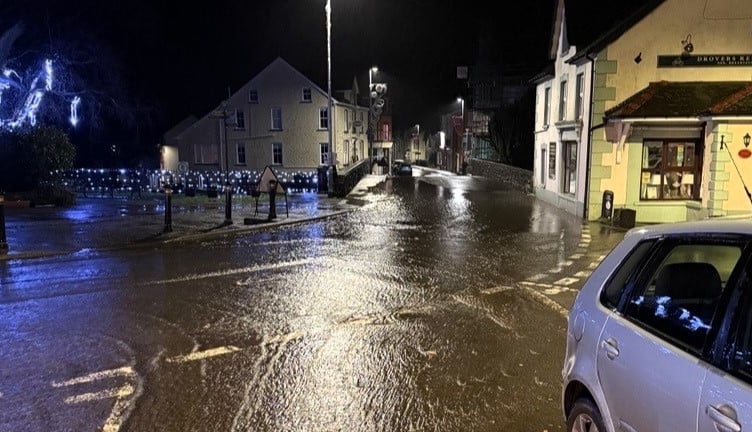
[552,277,579,286]
[64,384,134,404]
[144,258,317,285]
[52,367,135,388]
[481,286,513,295]
[527,273,548,282]
[574,271,592,278]
[166,346,242,363]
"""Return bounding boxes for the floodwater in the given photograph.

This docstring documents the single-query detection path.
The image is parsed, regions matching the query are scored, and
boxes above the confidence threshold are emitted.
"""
[0,168,600,431]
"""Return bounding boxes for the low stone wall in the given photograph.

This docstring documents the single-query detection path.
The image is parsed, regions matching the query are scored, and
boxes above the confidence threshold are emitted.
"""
[467,159,533,193]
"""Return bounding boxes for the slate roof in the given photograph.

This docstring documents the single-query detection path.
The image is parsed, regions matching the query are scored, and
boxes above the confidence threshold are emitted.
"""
[604,81,752,119]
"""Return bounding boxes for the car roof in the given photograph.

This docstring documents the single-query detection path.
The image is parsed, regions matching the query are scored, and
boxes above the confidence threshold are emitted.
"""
[625,218,752,239]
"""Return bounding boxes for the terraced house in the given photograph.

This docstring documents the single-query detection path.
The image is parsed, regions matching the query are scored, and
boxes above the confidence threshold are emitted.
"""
[533,0,752,224]
[164,57,369,175]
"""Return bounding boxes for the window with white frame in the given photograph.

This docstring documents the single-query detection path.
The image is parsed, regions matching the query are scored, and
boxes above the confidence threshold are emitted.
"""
[320,142,329,165]
[235,109,245,129]
[249,89,258,103]
[302,87,312,102]
[343,139,349,164]
[272,143,283,165]
[271,108,282,130]
[559,79,568,121]
[575,73,585,120]
[319,107,329,129]
[540,147,546,185]
[543,87,551,127]
[344,109,350,131]
[236,143,246,165]
[562,141,576,194]
[548,142,556,179]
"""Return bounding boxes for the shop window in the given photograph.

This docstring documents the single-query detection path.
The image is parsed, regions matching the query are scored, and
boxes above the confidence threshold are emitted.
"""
[640,140,701,200]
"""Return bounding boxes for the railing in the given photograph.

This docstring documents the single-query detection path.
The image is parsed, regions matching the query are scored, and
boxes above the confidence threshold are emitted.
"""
[333,159,370,197]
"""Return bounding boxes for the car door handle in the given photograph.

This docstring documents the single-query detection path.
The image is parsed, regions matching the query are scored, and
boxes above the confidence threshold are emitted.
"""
[601,338,619,360]
[706,405,741,432]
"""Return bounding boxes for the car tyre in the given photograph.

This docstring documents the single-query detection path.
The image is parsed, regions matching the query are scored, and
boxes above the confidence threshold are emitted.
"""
[566,398,606,432]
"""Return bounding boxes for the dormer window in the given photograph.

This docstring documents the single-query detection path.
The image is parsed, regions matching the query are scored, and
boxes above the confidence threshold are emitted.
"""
[302,87,312,102]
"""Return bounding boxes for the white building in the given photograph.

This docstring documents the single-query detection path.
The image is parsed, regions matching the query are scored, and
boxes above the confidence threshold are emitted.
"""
[168,57,369,174]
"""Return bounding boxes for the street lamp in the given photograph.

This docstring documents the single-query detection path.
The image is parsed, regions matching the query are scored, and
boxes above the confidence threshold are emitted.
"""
[368,66,378,160]
[325,0,334,195]
[457,97,464,118]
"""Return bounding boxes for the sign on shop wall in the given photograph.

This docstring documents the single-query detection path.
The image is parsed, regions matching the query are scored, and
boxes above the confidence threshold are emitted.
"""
[658,54,752,68]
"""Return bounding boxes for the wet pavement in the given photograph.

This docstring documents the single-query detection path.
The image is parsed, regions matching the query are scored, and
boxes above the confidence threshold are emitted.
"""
[0,168,628,431]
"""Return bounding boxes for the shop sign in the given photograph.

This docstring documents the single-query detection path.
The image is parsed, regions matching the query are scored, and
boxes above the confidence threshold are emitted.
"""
[658,54,752,68]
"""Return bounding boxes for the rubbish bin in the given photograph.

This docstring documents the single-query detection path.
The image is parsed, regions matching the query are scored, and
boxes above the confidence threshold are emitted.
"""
[601,190,614,219]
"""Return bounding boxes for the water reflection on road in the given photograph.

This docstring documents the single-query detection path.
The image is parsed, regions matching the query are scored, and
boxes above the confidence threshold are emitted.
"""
[1,170,596,431]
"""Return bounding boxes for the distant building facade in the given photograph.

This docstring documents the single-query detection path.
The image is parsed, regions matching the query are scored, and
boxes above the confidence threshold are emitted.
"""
[169,57,369,174]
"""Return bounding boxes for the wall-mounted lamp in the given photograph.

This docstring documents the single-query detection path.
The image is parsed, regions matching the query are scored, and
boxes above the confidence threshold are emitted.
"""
[682,34,694,56]
[744,132,751,148]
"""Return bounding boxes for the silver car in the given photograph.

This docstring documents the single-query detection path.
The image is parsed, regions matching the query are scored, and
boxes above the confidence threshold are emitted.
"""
[562,220,752,432]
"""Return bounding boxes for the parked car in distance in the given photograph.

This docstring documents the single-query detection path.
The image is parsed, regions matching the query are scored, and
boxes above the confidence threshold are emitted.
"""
[562,219,752,432]
[392,159,412,176]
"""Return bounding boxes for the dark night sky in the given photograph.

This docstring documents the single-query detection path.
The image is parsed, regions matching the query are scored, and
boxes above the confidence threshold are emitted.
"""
[2,0,554,152]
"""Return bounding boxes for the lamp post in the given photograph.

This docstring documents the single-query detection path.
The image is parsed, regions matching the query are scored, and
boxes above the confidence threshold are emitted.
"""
[210,102,233,224]
[368,66,378,161]
[326,0,334,195]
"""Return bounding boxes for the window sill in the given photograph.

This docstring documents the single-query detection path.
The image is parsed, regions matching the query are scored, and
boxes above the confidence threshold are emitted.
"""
[300,100,312,103]
[269,129,283,132]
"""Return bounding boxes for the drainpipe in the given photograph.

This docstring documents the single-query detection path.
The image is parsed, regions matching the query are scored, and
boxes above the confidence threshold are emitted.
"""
[583,53,597,220]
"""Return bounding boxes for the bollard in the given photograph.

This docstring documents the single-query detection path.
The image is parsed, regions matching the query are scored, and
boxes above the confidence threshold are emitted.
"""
[268,179,277,220]
[163,185,173,233]
[0,194,7,251]
[224,182,233,224]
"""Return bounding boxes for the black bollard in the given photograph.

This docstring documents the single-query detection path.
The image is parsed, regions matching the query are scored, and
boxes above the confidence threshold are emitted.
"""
[224,182,233,224]
[0,194,7,252]
[268,179,277,220]
[163,185,173,233]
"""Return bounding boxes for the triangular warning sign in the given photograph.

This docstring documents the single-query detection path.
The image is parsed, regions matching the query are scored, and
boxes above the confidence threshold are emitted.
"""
[255,166,286,194]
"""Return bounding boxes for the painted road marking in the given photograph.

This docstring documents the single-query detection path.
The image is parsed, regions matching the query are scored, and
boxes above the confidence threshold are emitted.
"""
[574,271,592,278]
[588,261,600,269]
[553,277,579,286]
[144,258,316,285]
[568,253,584,260]
[167,346,241,363]
[54,366,139,432]
[65,384,135,404]
[598,254,607,261]
[559,260,574,267]
[52,367,135,388]
[481,286,513,295]
[578,243,589,248]
[527,273,548,282]
[547,267,563,274]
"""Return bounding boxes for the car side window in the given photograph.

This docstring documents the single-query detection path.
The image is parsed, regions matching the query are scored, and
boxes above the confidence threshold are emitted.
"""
[624,242,742,355]
[601,240,655,309]
[728,261,752,385]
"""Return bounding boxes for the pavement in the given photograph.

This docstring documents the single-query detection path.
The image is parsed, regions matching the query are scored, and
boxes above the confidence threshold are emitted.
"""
[0,174,389,261]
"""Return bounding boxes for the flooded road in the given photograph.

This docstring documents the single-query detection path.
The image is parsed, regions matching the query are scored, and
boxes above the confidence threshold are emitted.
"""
[0,169,624,431]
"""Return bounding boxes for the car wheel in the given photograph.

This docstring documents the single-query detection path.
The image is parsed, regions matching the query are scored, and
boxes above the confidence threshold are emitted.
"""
[566,398,606,432]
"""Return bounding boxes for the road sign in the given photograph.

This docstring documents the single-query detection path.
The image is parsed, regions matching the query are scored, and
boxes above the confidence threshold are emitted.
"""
[255,166,286,194]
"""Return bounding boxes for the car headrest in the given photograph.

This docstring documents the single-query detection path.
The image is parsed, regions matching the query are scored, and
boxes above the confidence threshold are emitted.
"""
[654,262,722,300]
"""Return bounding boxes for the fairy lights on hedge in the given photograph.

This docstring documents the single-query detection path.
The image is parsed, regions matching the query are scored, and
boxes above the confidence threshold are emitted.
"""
[49,168,319,195]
